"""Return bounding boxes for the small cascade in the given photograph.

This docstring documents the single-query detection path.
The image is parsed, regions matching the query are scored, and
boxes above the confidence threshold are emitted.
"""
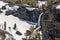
[34,12,43,31]
[33,12,43,40]
[38,12,43,27]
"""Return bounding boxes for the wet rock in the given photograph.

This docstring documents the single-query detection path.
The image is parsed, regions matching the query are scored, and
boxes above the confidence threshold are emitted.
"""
[5,10,12,15]
[5,10,16,15]
[13,23,17,30]
[0,10,3,13]
[16,31,22,35]
[2,6,6,10]
[16,7,41,23]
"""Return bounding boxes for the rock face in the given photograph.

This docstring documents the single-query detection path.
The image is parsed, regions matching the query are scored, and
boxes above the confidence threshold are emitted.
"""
[40,5,60,40]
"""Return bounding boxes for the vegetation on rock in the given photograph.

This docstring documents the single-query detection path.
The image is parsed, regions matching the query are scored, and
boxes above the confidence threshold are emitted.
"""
[7,0,37,7]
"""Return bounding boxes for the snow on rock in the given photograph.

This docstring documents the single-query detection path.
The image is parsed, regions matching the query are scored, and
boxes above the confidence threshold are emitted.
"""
[6,5,14,10]
[0,9,33,40]
[0,1,36,40]
[0,1,8,8]
[25,7,36,11]
[13,5,19,11]
[56,5,60,9]
[6,5,19,11]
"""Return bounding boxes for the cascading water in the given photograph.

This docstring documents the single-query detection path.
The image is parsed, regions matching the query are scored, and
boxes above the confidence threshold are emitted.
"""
[38,12,43,28]
[34,12,43,40]
[34,12,43,31]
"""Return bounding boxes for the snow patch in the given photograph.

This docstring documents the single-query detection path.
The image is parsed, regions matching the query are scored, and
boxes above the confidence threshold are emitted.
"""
[0,1,8,8]
[25,7,36,11]
[0,1,36,40]
[56,5,60,9]
[6,5,19,11]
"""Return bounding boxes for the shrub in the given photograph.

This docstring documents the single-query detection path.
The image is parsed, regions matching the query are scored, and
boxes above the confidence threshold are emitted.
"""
[8,0,37,7]
[47,0,60,5]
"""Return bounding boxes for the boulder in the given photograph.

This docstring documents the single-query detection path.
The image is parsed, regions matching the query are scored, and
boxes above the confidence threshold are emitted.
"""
[2,6,6,10]
[16,31,22,35]
[0,10,3,13]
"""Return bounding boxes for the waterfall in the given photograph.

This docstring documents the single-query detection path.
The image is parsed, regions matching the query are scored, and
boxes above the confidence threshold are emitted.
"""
[38,12,43,27]
[37,12,43,40]
[34,12,43,31]
[33,12,43,40]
